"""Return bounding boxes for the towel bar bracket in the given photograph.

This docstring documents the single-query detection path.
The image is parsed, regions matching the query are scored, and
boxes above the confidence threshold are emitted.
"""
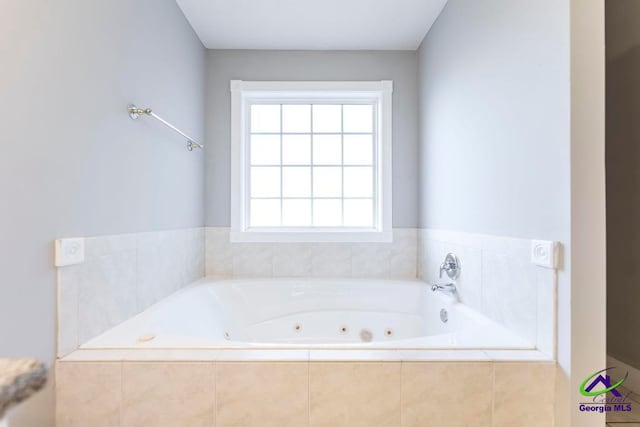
[127,103,203,151]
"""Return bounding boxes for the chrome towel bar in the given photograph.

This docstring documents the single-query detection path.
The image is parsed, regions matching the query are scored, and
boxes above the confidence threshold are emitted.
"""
[127,104,203,151]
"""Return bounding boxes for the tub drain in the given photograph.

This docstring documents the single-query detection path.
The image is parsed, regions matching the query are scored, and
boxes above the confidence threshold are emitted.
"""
[293,323,302,333]
[339,326,348,334]
[224,331,231,340]
[359,329,373,342]
[384,328,394,337]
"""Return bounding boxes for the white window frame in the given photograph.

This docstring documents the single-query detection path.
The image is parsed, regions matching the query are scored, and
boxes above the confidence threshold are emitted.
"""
[230,80,393,243]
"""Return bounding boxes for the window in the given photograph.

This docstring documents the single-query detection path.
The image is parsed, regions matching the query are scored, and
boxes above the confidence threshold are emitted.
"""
[230,81,392,242]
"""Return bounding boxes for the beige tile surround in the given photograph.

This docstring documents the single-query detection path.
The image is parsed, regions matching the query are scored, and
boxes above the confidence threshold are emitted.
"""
[206,227,417,279]
[56,228,558,426]
[418,229,557,358]
[56,360,555,427]
[58,227,557,362]
[57,228,206,357]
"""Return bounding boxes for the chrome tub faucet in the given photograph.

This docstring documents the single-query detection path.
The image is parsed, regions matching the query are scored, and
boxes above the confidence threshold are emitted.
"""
[431,283,457,293]
[439,253,461,279]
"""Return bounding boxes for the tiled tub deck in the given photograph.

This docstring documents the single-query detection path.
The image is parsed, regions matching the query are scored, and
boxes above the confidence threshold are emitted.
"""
[56,228,558,426]
[56,349,555,427]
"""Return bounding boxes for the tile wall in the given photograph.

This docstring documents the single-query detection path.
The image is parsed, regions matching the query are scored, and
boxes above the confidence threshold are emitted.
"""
[57,228,205,357]
[57,226,557,359]
[418,229,557,357]
[205,227,417,279]
[56,358,556,427]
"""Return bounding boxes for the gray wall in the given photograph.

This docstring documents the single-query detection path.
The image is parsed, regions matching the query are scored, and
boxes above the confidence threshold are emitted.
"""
[205,50,419,228]
[606,0,640,371]
[417,0,570,241]
[417,3,575,422]
[0,1,205,424]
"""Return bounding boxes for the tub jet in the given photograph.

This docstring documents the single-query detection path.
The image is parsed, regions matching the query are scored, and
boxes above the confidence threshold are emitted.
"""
[360,329,373,342]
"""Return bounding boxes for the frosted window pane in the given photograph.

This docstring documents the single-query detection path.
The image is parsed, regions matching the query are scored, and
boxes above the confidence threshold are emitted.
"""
[343,105,373,133]
[282,135,311,165]
[244,98,381,232]
[282,167,311,197]
[251,135,280,165]
[313,135,342,165]
[282,105,311,133]
[282,199,311,226]
[343,135,373,165]
[313,105,342,133]
[344,167,373,198]
[313,167,342,197]
[313,199,342,226]
[251,167,280,197]
[251,105,280,133]
[344,199,373,227]
[250,199,281,226]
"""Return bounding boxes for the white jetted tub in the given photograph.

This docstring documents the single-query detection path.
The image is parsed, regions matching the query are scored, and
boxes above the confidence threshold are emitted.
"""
[82,278,532,349]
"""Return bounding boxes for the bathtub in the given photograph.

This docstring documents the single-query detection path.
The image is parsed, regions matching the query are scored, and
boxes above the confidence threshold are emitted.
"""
[82,278,532,349]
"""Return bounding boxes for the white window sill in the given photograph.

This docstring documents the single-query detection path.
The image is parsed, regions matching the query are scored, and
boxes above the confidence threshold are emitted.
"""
[229,230,393,243]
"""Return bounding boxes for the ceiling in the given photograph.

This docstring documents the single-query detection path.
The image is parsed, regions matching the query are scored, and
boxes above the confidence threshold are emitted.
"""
[176,0,449,50]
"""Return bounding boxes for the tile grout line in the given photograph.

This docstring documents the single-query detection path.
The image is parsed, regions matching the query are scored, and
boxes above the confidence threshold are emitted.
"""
[479,246,484,321]
[119,361,124,427]
[400,361,404,426]
[491,362,496,427]
[553,269,558,360]
[212,361,217,427]
[134,233,140,315]
[553,364,557,427]
[534,264,539,352]
[308,354,311,427]
[214,361,218,427]
[74,267,80,354]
